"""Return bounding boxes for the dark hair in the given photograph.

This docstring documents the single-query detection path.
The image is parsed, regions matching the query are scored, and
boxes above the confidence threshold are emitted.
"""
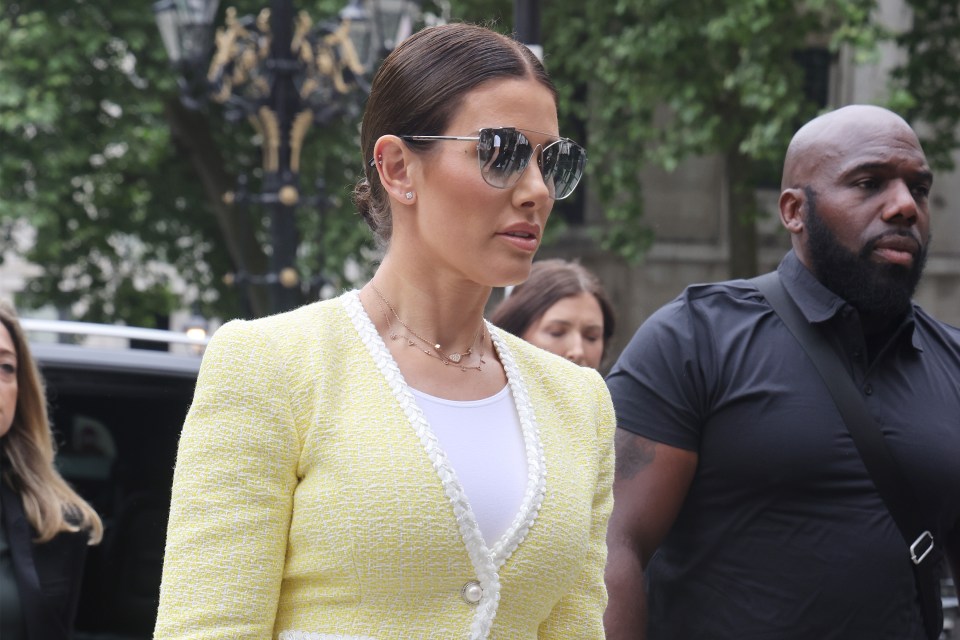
[490,259,616,354]
[353,22,556,245]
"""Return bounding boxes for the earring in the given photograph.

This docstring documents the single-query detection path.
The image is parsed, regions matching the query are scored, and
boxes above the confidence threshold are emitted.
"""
[405,191,414,200]
[377,154,383,166]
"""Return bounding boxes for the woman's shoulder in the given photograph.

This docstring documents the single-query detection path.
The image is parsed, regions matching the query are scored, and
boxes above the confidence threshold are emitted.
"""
[195,294,364,383]
[211,292,355,348]
[496,330,613,452]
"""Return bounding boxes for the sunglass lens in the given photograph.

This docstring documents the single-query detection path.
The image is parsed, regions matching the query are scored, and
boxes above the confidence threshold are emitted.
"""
[542,140,586,200]
[478,128,532,188]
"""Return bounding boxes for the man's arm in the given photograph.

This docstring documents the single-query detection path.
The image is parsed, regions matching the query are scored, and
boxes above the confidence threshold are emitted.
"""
[603,429,698,640]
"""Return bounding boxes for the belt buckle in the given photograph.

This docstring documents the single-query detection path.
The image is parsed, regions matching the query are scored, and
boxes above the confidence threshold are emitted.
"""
[909,530,934,565]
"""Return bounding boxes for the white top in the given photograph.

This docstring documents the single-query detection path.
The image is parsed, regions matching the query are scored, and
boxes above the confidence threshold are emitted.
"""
[410,385,528,545]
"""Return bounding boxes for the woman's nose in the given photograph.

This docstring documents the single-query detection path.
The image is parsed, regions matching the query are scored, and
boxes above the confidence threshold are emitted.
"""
[514,147,552,206]
[565,335,585,365]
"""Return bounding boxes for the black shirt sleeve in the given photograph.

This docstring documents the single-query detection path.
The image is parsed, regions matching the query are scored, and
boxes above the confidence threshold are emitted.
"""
[605,292,708,452]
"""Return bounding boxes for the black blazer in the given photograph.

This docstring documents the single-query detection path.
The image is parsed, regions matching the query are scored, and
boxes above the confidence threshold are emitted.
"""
[0,479,88,640]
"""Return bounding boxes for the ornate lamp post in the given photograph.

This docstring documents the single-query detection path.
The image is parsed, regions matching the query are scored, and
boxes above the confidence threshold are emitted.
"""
[153,0,422,313]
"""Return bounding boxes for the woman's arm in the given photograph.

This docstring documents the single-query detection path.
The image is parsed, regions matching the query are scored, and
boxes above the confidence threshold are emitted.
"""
[154,320,301,640]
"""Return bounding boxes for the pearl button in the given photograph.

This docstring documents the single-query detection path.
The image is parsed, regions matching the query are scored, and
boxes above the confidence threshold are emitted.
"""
[461,580,483,605]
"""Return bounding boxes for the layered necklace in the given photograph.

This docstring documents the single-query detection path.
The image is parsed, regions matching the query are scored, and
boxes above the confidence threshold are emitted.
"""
[371,284,486,372]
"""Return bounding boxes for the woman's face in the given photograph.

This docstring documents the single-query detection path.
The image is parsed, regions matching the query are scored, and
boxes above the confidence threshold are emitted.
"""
[0,323,18,438]
[521,292,605,369]
[401,77,559,287]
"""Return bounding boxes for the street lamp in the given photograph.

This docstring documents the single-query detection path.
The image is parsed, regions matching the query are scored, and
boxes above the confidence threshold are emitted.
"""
[153,0,222,109]
[153,0,422,313]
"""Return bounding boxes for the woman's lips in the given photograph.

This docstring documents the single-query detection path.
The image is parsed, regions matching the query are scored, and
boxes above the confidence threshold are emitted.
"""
[498,223,541,252]
[498,231,539,252]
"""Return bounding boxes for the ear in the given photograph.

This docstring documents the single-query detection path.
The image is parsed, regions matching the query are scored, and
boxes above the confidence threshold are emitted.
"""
[373,135,417,204]
[779,188,805,236]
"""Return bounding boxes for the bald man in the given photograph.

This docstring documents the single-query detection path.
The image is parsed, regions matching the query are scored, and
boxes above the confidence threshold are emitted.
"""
[604,105,960,640]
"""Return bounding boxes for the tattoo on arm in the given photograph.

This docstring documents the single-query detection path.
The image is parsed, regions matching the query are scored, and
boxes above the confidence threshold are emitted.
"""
[615,430,656,480]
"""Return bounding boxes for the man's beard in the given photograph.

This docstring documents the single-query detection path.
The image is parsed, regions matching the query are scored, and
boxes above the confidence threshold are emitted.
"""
[804,192,928,320]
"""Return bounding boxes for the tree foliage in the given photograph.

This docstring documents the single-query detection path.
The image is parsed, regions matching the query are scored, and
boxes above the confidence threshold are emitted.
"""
[890,0,960,170]
[0,0,381,323]
[0,2,209,325]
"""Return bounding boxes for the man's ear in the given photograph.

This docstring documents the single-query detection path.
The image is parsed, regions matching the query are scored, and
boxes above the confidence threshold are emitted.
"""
[373,135,416,204]
[779,188,805,235]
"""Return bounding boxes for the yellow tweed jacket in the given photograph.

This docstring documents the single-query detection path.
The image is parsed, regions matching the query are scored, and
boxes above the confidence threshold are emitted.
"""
[154,290,615,640]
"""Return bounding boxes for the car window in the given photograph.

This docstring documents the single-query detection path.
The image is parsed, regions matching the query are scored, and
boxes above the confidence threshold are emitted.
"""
[41,360,196,639]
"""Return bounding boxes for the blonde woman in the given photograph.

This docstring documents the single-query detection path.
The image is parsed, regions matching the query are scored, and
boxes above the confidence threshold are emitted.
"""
[0,302,103,639]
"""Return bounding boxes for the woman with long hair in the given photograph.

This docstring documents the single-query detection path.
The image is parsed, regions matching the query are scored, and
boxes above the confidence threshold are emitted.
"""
[0,302,102,638]
[156,22,613,640]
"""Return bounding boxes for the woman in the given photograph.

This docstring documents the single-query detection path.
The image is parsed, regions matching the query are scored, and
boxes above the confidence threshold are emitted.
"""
[155,22,614,640]
[490,259,615,370]
[0,303,103,639]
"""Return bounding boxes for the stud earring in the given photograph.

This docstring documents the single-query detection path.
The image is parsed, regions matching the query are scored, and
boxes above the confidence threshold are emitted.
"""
[405,191,414,200]
[377,154,383,166]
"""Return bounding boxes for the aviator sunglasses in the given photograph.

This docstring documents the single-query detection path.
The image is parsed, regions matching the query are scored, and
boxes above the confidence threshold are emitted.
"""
[372,127,587,200]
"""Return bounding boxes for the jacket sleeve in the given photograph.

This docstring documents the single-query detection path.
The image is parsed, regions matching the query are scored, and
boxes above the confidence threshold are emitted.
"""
[154,320,301,640]
[538,371,615,639]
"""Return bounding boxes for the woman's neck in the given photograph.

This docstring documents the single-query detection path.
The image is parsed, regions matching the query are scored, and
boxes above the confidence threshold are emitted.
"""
[367,257,491,350]
[361,258,507,400]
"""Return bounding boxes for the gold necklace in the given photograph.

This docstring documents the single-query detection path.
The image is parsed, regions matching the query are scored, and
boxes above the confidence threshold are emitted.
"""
[371,285,486,372]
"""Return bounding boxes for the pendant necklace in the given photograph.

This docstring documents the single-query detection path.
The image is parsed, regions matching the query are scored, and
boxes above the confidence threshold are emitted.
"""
[371,284,486,372]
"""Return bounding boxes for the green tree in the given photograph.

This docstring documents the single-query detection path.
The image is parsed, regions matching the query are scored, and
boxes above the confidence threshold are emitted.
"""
[2,2,221,324]
[890,0,960,170]
[0,0,378,323]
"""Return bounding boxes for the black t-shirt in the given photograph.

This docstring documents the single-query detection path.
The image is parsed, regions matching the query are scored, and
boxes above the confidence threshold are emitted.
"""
[606,251,960,640]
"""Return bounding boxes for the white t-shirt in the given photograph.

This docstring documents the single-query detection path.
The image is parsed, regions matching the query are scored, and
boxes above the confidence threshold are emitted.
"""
[410,385,528,545]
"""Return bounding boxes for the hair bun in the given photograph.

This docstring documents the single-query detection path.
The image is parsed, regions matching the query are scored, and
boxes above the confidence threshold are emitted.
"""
[352,178,376,229]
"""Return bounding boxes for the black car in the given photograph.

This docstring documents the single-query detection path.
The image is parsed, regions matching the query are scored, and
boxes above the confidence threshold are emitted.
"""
[25,320,203,639]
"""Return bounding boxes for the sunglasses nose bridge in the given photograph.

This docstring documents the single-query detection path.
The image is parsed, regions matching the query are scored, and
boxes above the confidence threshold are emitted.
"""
[513,143,556,200]
[489,139,541,188]
[505,142,561,197]
[508,142,545,181]
[531,143,545,167]
[530,143,558,189]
